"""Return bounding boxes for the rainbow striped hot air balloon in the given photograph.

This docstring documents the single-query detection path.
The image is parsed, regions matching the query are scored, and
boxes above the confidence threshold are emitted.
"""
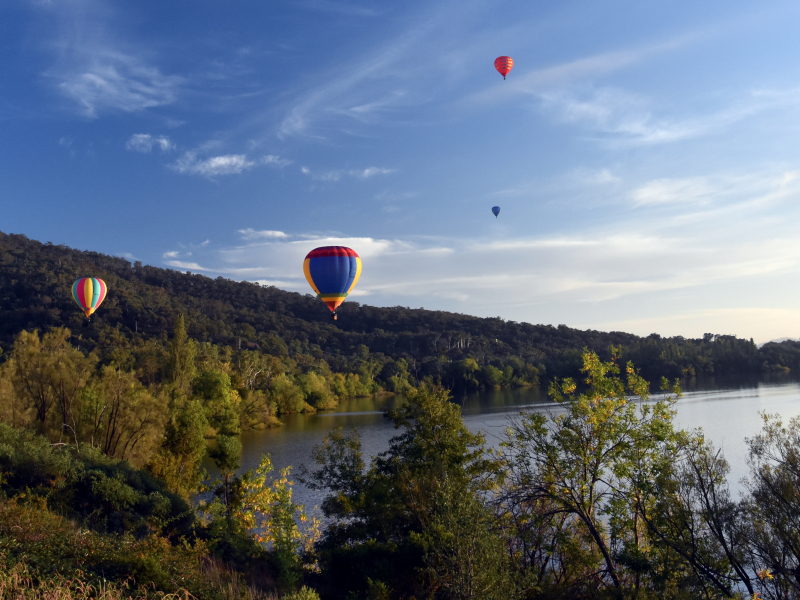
[303,246,361,320]
[71,277,107,319]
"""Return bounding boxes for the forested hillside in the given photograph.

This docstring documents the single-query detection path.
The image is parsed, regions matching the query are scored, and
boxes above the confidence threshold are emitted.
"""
[6,231,800,599]
[2,230,799,390]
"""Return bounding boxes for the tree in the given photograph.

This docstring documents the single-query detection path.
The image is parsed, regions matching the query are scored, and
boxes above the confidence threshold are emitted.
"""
[635,437,754,598]
[167,315,195,398]
[91,365,167,466]
[305,386,503,598]
[501,350,683,598]
[46,328,96,445]
[10,329,57,434]
[149,398,208,497]
[741,412,800,599]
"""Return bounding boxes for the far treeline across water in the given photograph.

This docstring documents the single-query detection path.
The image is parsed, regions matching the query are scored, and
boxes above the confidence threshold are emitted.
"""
[2,230,800,409]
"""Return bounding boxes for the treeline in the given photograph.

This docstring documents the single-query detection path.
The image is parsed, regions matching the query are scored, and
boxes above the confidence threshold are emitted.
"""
[5,351,800,599]
[1,231,798,393]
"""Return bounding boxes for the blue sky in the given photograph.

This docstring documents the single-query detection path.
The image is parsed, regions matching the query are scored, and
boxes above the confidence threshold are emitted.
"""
[4,0,800,343]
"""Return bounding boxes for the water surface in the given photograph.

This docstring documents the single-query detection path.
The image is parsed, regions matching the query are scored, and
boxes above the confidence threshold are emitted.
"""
[236,380,800,510]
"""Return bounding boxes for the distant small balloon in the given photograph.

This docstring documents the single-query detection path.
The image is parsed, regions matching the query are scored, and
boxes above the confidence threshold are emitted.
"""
[71,277,107,318]
[492,206,501,218]
[494,56,513,79]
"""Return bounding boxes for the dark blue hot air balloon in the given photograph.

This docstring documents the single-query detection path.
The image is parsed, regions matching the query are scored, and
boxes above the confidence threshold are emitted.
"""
[492,206,500,218]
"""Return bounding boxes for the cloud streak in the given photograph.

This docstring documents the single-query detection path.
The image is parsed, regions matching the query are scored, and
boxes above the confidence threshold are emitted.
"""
[126,133,174,153]
[170,152,291,177]
[300,166,395,181]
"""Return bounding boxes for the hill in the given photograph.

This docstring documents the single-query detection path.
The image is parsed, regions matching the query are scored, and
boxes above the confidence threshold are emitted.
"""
[1,230,799,387]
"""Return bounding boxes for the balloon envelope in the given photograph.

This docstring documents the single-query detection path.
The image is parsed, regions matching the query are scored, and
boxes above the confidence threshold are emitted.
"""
[492,206,501,218]
[494,56,513,79]
[303,247,362,315]
[72,277,107,318]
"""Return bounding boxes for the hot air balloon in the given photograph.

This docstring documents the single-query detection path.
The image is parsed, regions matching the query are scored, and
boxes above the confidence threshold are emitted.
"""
[494,56,513,79]
[303,246,361,320]
[71,277,107,319]
[492,206,501,218]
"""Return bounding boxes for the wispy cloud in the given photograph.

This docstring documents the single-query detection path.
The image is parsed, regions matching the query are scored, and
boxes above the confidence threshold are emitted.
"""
[126,133,174,153]
[169,151,292,177]
[170,153,255,176]
[238,228,289,240]
[56,57,181,117]
[39,1,183,117]
[536,85,800,146]
[262,155,292,168]
[276,1,473,138]
[164,260,208,271]
[300,166,395,181]
[296,0,385,17]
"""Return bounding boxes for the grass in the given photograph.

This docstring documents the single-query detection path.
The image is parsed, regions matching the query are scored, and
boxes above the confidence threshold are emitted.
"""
[0,498,282,600]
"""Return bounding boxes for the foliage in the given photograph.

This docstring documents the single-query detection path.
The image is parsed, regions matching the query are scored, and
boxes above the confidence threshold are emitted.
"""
[305,386,505,598]
[0,499,222,599]
[741,412,800,599]
[0,424,195,541]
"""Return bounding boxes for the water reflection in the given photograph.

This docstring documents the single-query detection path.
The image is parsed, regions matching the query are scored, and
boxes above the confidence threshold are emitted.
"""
[235,380,800,511]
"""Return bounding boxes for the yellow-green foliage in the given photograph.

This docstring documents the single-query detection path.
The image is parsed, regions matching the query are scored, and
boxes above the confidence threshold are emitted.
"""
[0,499,222,599]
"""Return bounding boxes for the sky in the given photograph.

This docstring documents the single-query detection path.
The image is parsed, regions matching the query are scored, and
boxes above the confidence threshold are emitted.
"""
[4,0,800,343]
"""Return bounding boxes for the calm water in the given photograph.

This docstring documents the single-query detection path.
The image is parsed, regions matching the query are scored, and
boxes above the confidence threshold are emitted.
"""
[234,379,800,510]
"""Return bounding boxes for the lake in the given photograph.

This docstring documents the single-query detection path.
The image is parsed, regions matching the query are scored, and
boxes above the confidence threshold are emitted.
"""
[234,378,800,511]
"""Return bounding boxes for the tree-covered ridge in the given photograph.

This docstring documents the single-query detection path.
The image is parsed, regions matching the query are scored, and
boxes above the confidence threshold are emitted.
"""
[1,230,798,390]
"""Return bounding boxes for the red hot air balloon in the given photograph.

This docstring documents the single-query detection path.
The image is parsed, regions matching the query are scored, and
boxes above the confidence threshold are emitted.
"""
[72,277,108,318]
[494,56,513,79]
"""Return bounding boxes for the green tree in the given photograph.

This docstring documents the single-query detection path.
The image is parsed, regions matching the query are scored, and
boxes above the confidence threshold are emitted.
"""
[167,315,196,398]
[149,398,208,497]
[90,365,167,466]
[10,329,58,434]
[501,350,683,598]
[305,386,502,598]
[741,412,800,599]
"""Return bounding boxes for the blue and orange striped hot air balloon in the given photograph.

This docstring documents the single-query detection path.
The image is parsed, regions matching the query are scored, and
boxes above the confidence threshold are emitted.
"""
[303,247,361,320]
[71,277,107,318]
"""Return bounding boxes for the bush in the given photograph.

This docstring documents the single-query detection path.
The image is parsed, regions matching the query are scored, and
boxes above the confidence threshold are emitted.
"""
[0,424,196,541]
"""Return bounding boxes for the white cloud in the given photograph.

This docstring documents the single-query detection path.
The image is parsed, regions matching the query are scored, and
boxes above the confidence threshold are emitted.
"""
[170,152,255,176]
[300,166,395,181]
[536,84,800,146]
[41,1,183,117]
[165,260,208,271]
[126,133,174,153]
[275,2,465,139]
[238,228,289,240]
[162,250,180,258]
[358,167,395,178]
[54,52,181,117]
[632,177,717,206]
[262,155,292,168]
[296,0,384,17]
